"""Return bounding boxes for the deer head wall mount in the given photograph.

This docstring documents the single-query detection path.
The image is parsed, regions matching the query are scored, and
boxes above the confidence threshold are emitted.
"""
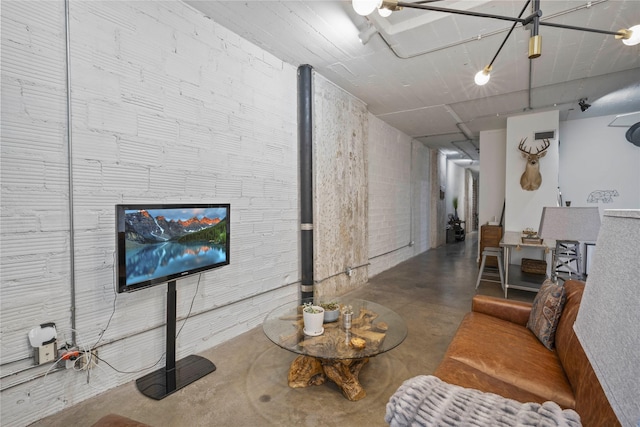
[518,138,550,191]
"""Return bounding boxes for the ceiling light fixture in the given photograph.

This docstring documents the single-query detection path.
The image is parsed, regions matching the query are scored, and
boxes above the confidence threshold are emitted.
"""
[618,24,640,46]
[474,66,492,86]
[578,98,591,112]
[352,0,639,86]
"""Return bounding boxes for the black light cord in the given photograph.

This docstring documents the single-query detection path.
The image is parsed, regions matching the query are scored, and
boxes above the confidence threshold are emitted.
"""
[488,0,532,68]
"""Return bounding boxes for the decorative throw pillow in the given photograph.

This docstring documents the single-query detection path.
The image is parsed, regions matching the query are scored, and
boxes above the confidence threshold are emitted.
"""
[527,279,567,350]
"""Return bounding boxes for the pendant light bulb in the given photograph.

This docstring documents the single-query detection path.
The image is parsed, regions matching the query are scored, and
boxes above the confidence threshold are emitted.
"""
[352,0,382,16]
[474,66,492,86]
[620,25,640,46]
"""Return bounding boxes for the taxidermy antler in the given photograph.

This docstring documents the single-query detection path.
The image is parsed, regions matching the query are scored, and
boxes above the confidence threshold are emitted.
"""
[518,138,550,191]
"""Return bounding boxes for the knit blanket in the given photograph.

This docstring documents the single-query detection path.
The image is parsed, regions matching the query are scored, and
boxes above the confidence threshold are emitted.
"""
[385,375,582,427]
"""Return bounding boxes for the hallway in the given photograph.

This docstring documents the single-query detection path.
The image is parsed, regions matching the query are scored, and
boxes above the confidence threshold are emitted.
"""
[32,235,534,427]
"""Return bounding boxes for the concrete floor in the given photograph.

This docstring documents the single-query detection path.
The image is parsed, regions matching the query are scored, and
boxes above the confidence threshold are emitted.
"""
[31,234,535,427]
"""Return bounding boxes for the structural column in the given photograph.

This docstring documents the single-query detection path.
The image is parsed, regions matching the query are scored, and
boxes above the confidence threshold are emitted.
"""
[298,64,314,302]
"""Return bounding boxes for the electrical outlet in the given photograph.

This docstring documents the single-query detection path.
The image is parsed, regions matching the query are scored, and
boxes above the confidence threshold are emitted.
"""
[79,350,98,370]
[35,341,57,365]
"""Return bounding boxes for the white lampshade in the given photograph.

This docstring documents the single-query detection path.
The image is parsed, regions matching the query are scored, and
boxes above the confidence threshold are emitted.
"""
[574,210,640,426]
[538,207,601,241]
[352,0,381,16]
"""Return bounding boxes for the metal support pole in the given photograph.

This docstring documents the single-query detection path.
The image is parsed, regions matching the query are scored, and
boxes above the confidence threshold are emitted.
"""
[298,65,314,303]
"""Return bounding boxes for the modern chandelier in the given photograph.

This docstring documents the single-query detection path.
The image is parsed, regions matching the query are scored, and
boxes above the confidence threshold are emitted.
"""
[352,0,640,86]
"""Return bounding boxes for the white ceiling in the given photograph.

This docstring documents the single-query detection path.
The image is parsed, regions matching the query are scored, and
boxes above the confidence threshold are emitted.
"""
[186,0,640,164]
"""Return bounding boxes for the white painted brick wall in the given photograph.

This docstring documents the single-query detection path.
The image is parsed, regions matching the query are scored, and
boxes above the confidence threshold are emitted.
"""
[1,0,72,382]
[1,1,298,426]
[367,115,430,277]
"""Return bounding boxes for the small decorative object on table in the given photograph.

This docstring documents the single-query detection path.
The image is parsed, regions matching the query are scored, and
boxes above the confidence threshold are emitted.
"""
[521,258,547,275]
[342,304,353,330]
[302,302,325,336]
[350,337,366,350]
[521,227,543,244]
[321,301,340,323]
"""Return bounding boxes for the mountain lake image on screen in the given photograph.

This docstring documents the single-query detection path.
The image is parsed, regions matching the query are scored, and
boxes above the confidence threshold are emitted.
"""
[116,204,230,292]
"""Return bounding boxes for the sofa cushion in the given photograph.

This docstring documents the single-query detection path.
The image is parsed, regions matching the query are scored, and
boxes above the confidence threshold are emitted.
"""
[527,279,567,350]
[434,312,575,408]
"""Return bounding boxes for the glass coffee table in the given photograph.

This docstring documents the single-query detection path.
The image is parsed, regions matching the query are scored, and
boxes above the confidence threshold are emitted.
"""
[263,299,407,401]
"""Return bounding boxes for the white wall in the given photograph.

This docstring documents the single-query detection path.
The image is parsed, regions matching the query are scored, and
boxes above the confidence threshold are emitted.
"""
[505,111,560,232]
[479,129,507,227]
[411,141,432,253]
[368,115,431,277]
[559,115,640,211]
[430,150,448,247]
[1,2,300,425]
[445,160,466,222]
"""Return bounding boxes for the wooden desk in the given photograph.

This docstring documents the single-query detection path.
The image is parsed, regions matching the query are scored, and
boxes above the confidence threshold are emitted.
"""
[500,231,555,297]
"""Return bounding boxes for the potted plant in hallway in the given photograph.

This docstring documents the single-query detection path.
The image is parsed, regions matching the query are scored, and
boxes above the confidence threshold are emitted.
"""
[302,302,325,336]
[452,197,459,220]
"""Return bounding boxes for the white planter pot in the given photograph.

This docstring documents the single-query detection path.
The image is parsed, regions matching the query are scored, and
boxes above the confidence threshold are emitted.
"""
[303,306,325,336]
[324,308,340,323]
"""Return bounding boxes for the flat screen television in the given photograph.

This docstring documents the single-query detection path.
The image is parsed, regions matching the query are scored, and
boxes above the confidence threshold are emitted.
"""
[116,203,230,293]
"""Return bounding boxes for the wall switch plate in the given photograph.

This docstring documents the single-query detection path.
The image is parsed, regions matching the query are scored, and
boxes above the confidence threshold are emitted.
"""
[35,341,57,365]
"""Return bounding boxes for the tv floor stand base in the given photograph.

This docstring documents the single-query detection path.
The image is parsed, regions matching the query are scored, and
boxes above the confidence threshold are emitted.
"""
[136,280,216,400]
[136,355,216,400]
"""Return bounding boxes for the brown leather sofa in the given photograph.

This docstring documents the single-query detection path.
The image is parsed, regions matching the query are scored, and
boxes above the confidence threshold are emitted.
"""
[433,280,620,427]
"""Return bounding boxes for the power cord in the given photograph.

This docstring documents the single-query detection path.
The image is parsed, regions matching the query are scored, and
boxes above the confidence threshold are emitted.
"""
[176,273,202,338]
[47,269,203,382]
[92,352,165,374]
[92,272,201,374]
[90,254,120,350]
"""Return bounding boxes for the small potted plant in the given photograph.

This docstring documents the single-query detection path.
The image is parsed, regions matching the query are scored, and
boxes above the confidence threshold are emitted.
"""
[321,301,340,323]
[452,197,459,220]
[302,302,325,336]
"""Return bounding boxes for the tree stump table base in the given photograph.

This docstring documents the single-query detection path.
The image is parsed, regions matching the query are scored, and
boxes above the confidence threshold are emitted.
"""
[288,355,370,401]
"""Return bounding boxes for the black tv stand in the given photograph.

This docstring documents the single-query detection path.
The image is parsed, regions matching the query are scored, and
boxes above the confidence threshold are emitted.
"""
[136,280,216,400]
